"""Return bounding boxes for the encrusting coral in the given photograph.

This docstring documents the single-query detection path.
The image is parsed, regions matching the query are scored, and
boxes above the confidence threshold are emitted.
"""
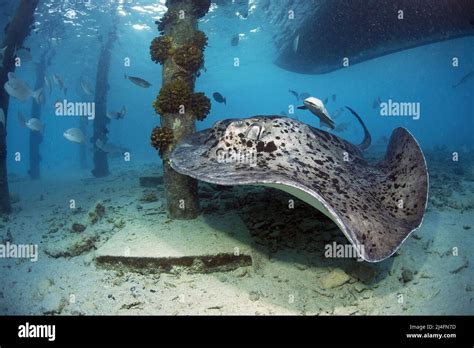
[192,0,212,19]
[153,80,192,115]
[150,35,173,64]
[151,126,174,157]
[153,80,211,122]
[150,1,211,158]
[155,9,178,34]
[173,44,204,74]
[193,30,208,50]
[189,92,211,121]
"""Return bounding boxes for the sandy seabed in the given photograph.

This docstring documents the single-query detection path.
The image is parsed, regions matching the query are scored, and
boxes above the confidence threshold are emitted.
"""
[0,154,473,315]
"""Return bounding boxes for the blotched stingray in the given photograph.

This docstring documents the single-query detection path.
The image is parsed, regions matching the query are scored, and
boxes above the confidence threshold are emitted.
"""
[170,116,428,262]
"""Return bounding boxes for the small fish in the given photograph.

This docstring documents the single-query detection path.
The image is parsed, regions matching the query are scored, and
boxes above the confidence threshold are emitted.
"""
[372,96,382,109]
[212,92,226,105]
[323,97,328,104]
[4,73,43,103]
[80,79,94,96]
[231,34,239,46]
[44,76,52,95]
[124,74,152,88]
[288,89,299,100]
[0,108,5,127]
[19,116,44,132]
[106,105,127,120]
[297,96,335,129]
[333,122,350,133]
[96,139,127,157]
[63,128,85,144]
[299,92,310,100]
[332,94,336,102]
[452,70,474,88]
[293,34,300,53]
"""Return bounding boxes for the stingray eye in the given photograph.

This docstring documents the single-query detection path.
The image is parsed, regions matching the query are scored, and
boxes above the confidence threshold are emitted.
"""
[245,123,263,141]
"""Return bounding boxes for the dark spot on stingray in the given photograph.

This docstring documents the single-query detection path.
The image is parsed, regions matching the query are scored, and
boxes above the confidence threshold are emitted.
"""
[314,159,324,166]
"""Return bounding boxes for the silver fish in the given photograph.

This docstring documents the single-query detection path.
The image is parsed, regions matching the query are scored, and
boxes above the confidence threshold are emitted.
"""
[4,73,43,103]
[63,128,85,144]
[96,139,128,157]
[297,96,335,129]
[106,105,127,120]
[23,118,44,132]
[125,74,152,88]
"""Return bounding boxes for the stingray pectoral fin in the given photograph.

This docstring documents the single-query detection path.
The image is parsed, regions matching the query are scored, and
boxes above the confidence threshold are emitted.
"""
[358,127,429,261]
[285,127,428,262]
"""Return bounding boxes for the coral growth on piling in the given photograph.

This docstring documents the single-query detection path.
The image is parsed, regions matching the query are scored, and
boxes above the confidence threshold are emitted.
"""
[150,35,173,64]
[192,0,212,18]
[153,80,192,115]
[193,30,208,50]
[173,44,204,73]
[155,9,178,34]
[189,92,211,121]
[153,80,211,121]
[151,126,174,157]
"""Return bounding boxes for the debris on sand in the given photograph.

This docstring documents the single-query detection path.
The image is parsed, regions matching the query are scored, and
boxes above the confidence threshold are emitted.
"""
[319,269,350,288]
[71,222,87,233]
[88,202,105,224]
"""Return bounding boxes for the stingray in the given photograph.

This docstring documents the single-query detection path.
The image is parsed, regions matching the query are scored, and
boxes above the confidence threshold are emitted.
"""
[170,113,428,262]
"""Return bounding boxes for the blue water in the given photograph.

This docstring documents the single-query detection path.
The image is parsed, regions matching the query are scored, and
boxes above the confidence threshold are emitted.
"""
[0,0,473,317]
[4,0,473,178]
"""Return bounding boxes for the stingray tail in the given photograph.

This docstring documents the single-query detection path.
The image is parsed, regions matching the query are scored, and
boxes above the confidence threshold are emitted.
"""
[345,106,371,151]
